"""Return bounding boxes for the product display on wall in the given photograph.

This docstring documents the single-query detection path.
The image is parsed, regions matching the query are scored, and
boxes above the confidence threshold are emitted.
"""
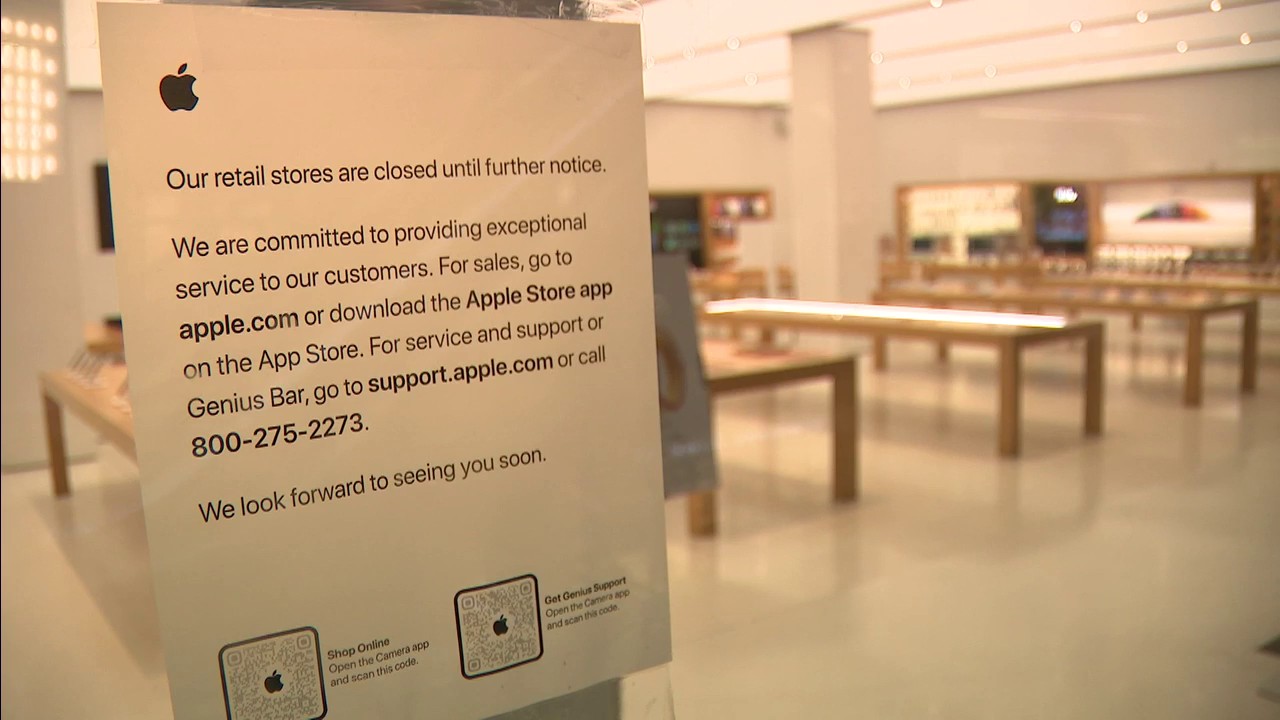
[1031,183,1089,258]
[650,189,771,271]
[649,194,703,265]
[97,5,670,718]
[886,173,1280,290]
[901,183,1024,263]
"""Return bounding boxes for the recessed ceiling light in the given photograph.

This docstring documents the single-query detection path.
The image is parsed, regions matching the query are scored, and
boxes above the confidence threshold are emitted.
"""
[930,0,943,7]
[1240,32,1251,45]
[1176,40,1188,53]
[984,65,997,78]
[726,37,740,51]
[1209,0,1222,11]
[870,51,884,64]
[1136,10,1149,22]
[1070,20,1082,33]
[744,72,758,86]
[643,55,654,70]
[899,77,911,89]
[682,47,696,60]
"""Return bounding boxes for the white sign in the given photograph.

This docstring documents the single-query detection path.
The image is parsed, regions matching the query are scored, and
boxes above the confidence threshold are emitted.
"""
[98,5,670,718]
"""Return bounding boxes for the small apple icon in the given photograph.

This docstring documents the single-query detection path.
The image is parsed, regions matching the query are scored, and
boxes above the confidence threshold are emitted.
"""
[492,615,509,636]
[263,670,284,694]
[159,63,199,111]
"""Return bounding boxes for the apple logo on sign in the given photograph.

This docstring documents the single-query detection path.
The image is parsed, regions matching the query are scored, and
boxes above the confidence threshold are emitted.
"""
[159,64,199,111]
[263,670,284,694]
[492,615,509,636]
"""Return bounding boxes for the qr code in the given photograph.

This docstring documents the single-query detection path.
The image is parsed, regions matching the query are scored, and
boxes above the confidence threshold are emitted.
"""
[454,574,543,679]
[219,627,326,720]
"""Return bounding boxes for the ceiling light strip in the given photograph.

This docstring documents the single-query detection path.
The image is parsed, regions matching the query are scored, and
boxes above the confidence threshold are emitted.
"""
[878,0,1278,63]
[644,0,975,69]
[650,30,1276,102]
[878,30,1280,91]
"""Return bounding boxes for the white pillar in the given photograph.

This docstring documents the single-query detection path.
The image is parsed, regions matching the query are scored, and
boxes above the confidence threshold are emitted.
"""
[789,25,877,302]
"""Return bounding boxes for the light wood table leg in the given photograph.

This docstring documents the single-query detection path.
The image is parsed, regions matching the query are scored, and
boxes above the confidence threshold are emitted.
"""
[998,340,1023,457]
[687,491,717,537]
[832,362,859,502]
[872,337,888,371]
[1242,301,1259,394]
[43,394,71,496]
[1131,313,1142,331]
[1184,313,1205,407]
[759,326,777,349]
[934,304,950,363]
[1084,325,1104,436]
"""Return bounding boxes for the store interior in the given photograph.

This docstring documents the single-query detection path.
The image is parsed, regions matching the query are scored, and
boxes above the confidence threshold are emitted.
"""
[3,0,1280,718]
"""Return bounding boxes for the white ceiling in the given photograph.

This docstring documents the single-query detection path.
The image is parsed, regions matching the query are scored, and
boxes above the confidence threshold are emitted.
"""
[636,0,1280,106]
[57,0,1280,102]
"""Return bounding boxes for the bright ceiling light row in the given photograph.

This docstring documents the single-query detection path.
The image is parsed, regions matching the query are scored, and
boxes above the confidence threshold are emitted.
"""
[2,16,60,182]
[881,0,1264,93]
[885,28,1267,93]
[0,17,58,43]
[875,0,1258,68]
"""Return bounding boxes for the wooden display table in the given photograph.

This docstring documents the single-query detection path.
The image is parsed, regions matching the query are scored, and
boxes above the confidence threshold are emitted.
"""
[1033,274,1280,298]
[872,287,1259,407]
[685,343,859,537]
[703,299,1105,458]
[40,369,136,497]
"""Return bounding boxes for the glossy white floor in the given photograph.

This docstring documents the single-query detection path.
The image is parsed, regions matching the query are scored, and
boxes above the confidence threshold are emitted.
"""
[4,312,1279,719]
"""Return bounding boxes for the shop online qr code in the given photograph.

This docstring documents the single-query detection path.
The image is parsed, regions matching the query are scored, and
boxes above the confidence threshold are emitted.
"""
[454,574,543,678]
[219,627,326,720]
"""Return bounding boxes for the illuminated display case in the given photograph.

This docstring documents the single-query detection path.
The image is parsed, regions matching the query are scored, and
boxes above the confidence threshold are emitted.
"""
[900,182,1024,264]
[887,173,1280,285]
[1095,175,1267,276]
